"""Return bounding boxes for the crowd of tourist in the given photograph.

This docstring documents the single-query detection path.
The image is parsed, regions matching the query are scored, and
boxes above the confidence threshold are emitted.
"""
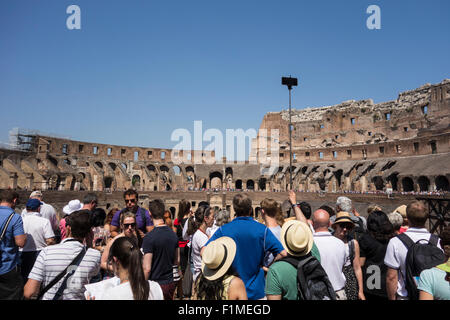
[0,188,448,300]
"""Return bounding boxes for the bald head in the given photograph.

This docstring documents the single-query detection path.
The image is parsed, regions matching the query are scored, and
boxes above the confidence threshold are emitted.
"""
[312,209,330,232]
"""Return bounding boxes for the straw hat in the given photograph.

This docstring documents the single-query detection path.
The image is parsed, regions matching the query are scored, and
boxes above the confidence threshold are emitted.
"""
[280,220,313,257]
[201,237,237,281]
[394,205,407,219]
[63,199,83,216]
[332,211,355,227]
[437,259,450,273]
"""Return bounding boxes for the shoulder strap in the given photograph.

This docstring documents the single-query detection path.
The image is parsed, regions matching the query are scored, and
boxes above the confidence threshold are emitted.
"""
[429,234,439,247]
[397,233,414,250]
[348,239,355,263]
[37,246,87,300]
[0,212,15,241]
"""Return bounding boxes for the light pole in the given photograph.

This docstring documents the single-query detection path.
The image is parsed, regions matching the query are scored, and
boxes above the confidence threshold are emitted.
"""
[282,76,298,191]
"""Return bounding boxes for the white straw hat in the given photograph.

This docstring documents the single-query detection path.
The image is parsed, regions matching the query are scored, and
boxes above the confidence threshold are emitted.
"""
[201,237,236,281]
[63,199,83,216]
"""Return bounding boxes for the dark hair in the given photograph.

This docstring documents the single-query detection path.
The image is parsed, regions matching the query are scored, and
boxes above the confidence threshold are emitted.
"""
[82,193,98,205]
[66,210,92,238]
[319,205,336,217]
[123,189,138,199]
[367,210,395,244]
[195,267,239,300]
[299,202,312,220]
[198,201,210,207]
[91,208,106,227]
[106,208,119,225]
[148,199,165,220]
[233,193,252,217]
[108,237,149,300]
[187,205,211,236]
[0,190,19,204]
[178,199,191,221]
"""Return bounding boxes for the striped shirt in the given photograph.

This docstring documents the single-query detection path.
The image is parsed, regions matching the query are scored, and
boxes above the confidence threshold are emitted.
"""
[28,238,101,300]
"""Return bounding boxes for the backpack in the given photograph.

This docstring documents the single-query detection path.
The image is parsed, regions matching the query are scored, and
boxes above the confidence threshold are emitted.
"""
[281,253,337,300]
[397,233,446,300]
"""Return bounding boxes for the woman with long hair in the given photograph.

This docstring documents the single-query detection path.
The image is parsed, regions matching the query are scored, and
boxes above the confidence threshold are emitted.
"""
[358,210,395,300]
[190,205,215,284]
[173,199,191,299]
[194,237,247,300]
[97,237,163,300]
[100,212,141,273]
[332,211,366,300]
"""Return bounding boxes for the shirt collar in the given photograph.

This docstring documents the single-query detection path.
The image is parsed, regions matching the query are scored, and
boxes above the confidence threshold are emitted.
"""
[405,227,429,233]
[314,231,332,237]
[233,216,254,221]
[23,210,42,217]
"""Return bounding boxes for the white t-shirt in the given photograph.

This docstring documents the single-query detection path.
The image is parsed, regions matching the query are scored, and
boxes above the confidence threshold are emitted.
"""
[99,280,164,300]
[191,229,209,282]
[206,222,219,238]
[21,211,55,252]
[22,202,58,231]
[313,231,347,291]
[384,228,443,297]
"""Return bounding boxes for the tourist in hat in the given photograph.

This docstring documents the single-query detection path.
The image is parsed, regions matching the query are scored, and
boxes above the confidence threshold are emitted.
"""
[418,225,450,300]
[393,205,408,233]
[333,211,366,300]
[20,198,56,281]
[22,190,59,236]
[59,199,83,241]
[194,237,247,300]
[265,220,319,300]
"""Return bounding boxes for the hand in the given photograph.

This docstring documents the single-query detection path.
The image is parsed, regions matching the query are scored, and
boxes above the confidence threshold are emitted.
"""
[86,293,96,300]
[358,291,366,300]
[289,190,296,205]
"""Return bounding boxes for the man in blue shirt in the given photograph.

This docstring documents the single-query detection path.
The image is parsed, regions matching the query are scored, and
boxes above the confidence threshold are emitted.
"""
[204,193,286,299]
[0,190,27,299]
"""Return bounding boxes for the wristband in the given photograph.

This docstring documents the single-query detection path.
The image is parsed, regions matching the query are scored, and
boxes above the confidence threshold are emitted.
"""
[291,203,298,209]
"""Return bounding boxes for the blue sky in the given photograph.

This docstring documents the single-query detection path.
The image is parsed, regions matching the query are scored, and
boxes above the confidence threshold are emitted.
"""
[0,0,449,154]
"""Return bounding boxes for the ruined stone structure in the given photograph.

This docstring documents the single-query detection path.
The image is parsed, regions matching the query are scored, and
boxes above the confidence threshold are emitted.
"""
[0,79,449,195]
[252,79,450,193]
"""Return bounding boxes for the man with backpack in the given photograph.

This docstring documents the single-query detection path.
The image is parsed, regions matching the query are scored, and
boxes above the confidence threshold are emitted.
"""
[0,190,26,300]
[265,220,334,300]
[312,209,348,300]
[384,200,445,300]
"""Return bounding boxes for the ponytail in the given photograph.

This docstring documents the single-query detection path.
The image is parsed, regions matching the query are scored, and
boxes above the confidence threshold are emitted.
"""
[109,237,150,300]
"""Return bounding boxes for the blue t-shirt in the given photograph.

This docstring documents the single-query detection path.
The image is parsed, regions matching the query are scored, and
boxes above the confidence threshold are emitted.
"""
[0,206,25,275]
[418,267,450,300]
[205,216,284,299]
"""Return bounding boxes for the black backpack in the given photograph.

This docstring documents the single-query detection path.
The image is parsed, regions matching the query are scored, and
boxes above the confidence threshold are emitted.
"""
[397,233,446,300]
[281,253,337,300]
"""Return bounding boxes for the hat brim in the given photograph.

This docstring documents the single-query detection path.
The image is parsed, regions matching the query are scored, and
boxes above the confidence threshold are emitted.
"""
[63,204,83,215]
[332,217,355,227]
[201,237,236,281]
[280,220,313,257]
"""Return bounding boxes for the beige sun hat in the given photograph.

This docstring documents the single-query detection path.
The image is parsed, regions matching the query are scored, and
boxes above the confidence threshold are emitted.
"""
[394,205,407,219]
[201,237,237,281]
[332,211,356,228]
[280,220,314,257]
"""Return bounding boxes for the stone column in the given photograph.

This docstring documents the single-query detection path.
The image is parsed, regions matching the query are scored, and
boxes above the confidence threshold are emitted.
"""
[9,173,18,189]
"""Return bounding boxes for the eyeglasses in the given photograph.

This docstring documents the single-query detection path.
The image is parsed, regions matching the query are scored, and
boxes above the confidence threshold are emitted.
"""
[123,223,136,229]
[125,198,137,203]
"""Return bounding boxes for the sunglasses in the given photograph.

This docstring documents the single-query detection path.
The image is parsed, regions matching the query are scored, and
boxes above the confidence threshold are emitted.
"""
[125,198,137,203]
[123,223,136,228]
